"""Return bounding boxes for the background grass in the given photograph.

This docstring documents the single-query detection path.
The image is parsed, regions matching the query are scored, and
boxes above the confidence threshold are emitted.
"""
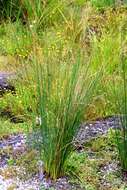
[0,1,126,122]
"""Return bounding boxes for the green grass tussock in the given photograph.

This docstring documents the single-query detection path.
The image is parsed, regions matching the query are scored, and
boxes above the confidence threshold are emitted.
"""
[35,49,100,179]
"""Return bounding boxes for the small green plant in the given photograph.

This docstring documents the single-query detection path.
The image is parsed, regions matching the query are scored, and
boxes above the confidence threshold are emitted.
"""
[0,119,28,137]
[91,0,115,9]
[16,150,39,179]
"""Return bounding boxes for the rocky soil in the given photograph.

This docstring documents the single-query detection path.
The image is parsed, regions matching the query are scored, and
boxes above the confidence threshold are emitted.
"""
[0,116,123,190]
[75,116,121,147]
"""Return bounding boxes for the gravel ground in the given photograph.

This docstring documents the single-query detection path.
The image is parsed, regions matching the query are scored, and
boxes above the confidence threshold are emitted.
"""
[75,116,121,147]
[0,116,122,190]
[0,134,83,190]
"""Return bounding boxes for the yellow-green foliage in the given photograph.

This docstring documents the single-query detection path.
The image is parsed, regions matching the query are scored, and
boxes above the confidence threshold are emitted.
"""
[0,21,32,57]
[0,119,29,138]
